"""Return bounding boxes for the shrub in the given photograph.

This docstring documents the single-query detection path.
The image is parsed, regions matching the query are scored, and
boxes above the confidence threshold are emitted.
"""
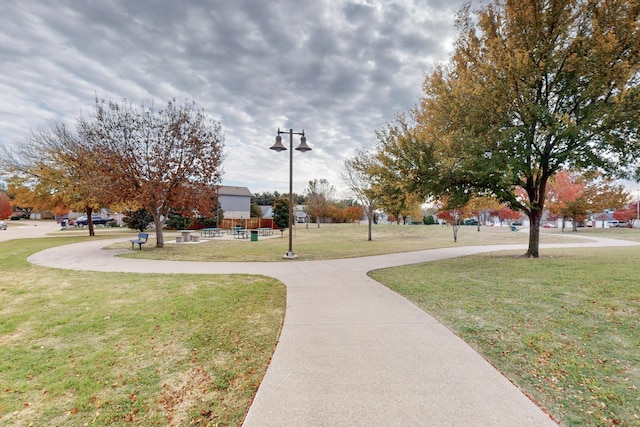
[123,209,154,232]
[166,212,193,230]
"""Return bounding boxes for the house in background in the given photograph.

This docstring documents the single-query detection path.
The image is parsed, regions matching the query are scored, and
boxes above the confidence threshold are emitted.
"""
[259,205,273,219]
[218,185,252,219]
[295,205,309,223]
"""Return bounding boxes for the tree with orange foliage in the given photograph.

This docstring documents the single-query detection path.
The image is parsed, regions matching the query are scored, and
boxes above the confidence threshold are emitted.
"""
[0,192,12,219]
[436,202,466,242]
[546,170,585,232]
[5,178,38,218]
[465,195,500,231]
[2,120,114,236]
[494,205,522,226]
[547,170,629,231]
[78,98,224,247]
[326,204,345,223]
[344,206,364,223]
[580,177,629,219]
[613,205,637,226]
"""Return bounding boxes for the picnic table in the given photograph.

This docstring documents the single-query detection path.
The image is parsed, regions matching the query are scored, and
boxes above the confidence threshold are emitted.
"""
[257,227,274,236]
[176,230,199,243]
[200,227,224,238]
[234,229,249,239]
[228,226,244,235]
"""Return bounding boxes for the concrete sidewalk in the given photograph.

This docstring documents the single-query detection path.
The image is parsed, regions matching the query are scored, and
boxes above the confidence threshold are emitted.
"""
[28,236,636,426]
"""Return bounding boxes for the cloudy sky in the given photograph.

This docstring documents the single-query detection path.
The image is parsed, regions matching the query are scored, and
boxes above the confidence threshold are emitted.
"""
[1,0,469,196]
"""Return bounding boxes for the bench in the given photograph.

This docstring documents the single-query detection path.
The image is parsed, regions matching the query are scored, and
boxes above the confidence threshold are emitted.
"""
[130,232,149,250]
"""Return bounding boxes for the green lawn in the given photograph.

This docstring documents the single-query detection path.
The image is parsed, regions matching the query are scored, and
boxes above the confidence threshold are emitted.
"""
[3,223,640,426]
[370,246,640,426]
[114,222,591,262]
[0,237,285,426]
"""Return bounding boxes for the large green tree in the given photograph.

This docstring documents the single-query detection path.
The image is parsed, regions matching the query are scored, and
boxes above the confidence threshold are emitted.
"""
[413,0,640,257]
[272,197,289,230]
[372,117,432,224]
[252,192,304,206]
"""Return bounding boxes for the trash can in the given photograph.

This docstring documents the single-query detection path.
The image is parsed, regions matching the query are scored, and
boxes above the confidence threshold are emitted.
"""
[250,230,258,241]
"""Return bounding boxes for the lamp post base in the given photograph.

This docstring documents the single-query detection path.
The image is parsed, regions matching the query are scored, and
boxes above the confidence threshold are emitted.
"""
[282,252,298,259]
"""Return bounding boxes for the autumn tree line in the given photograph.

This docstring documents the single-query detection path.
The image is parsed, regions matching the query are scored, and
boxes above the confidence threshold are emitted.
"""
[341,0,640,257]
[0,98,364,248]
[2,0,639,257]
[1,99,224,248]
[0,99,364,248]
[252,179,367,230]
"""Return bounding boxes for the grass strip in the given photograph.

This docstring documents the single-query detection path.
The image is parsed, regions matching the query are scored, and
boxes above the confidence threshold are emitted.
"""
[115,223,593,262]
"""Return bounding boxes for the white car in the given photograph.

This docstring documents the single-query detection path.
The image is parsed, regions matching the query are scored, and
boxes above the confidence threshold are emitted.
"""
[0,221,7,230]
[606,220,628,228]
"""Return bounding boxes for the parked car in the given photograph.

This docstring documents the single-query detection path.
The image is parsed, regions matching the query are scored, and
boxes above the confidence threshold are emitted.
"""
[75,215,114,226]
[607,220,628,228]
[463,218,478,225]
[0,221,6,230]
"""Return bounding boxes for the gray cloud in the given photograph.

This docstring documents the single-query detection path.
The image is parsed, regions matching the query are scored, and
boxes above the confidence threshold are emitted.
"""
[1,0,467,195]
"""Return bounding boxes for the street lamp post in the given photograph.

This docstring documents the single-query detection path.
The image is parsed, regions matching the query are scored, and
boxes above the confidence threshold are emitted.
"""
[270,128,311,258]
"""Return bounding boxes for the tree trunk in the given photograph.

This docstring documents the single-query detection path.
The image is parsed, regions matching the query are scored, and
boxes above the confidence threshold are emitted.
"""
[367,214,373,241]
[85,206,95,237]
[153,214,164,248]
[525,209,543,258]
[452,223,459,243]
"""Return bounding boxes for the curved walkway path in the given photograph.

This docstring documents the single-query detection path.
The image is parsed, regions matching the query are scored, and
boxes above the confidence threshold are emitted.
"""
[27,234,639,426]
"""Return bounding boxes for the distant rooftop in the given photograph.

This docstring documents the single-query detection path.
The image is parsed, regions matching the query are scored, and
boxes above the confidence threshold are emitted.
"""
[217,185,252,197]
